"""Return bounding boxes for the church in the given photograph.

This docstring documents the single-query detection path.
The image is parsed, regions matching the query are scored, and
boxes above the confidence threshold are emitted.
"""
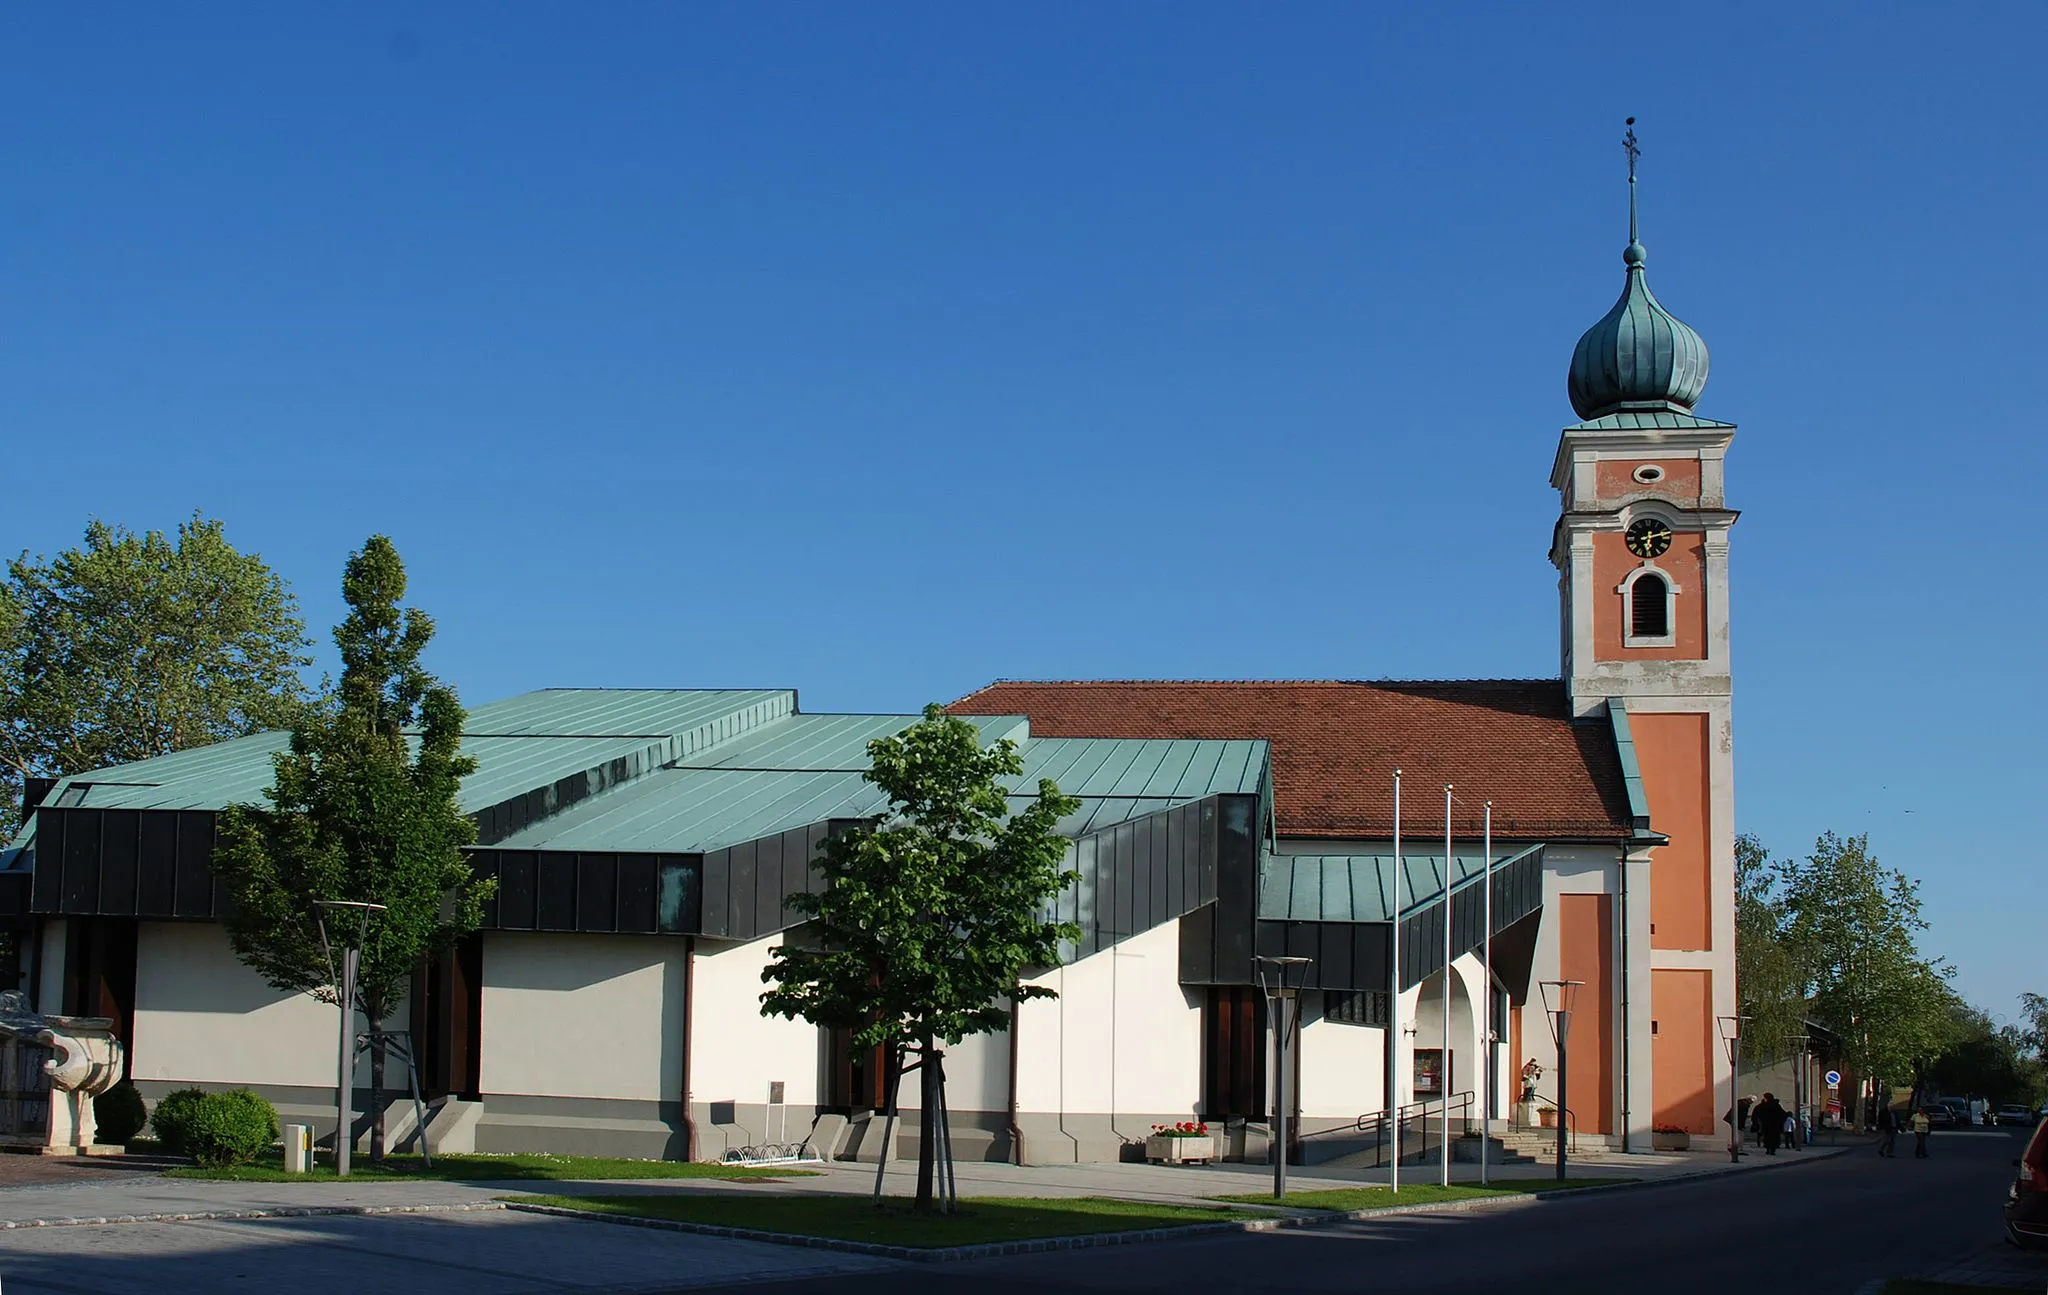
[6,164,1739,1165]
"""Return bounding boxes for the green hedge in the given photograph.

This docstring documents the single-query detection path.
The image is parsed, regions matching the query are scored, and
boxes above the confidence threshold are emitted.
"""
[151,1087,279,1167]
[93,1080,147,1145]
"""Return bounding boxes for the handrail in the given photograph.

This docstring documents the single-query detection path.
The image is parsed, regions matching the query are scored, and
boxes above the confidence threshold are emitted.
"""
[1305,1091,1476,1167]
[1516,1090,1578,1154]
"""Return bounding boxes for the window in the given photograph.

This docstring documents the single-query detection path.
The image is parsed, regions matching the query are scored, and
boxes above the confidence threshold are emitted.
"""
[1618,565,1679,648]
[1325,990,1390,1027]
[1630,572,1669,638]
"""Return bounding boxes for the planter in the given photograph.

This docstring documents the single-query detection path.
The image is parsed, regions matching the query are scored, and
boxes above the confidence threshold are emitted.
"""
[1145,1134,1218,1165]
[1537,1108,1558,1129]
[1652,1130,1691,1151]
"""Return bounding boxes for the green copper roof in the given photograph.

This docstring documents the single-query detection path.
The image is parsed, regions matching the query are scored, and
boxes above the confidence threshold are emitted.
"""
[1567,171,1710,420]
[1257,845,1542,923]
[1563,410,1734,433]
[12,688,1269,863]
[486,721,1269,855]
[11,689,794,829]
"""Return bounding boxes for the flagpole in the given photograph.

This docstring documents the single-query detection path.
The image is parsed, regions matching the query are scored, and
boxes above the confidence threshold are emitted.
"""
[1481,801,1493,1187]
[1388,769,1401,1194]
[1441,784,1453,1189]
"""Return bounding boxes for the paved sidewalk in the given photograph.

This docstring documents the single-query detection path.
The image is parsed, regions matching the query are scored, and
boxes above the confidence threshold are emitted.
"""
[0,1133,1870,1226]
[1914,1238,2048,1290]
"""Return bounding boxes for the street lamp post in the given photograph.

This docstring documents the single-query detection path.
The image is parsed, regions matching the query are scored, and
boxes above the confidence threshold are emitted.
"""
[314,900,386,1178]
[1717,1015,1749,1164]
[1254,955,1313,1202]
[1539,979,1584,1183]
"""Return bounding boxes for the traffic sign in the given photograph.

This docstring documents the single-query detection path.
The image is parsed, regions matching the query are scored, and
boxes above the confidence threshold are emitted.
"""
[1824,1070,1841,1088]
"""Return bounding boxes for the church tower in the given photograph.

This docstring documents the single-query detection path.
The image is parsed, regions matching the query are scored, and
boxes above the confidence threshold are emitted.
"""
[1550,124,1738,1137]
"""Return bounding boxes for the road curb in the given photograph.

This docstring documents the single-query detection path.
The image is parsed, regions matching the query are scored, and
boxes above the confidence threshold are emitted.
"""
[0,1201,506,1230]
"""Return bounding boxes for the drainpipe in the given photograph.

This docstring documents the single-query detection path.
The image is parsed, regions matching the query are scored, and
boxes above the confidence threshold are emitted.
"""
[1618,851,1631,1154]
[679,936,698,1162]
[1006,998,1025,1165]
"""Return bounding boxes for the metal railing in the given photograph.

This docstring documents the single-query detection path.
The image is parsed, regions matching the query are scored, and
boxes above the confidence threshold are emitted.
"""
[1303,1091,1476,1167]
[1512,1091,1578,1154]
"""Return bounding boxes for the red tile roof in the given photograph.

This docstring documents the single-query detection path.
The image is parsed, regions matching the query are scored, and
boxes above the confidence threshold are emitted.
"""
[949,679,1633,843]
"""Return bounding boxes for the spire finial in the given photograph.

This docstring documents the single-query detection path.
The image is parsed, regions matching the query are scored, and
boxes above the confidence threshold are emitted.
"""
[1623,117,1644,266]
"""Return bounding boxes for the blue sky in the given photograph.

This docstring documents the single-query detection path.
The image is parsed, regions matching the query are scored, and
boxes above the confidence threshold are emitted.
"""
[4,3,2042,1018]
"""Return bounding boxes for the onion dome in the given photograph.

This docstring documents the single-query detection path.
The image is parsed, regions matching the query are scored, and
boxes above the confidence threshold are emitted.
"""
[1567,136,1709,420]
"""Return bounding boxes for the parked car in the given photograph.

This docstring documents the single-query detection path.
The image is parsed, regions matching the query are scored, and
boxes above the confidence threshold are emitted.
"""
[1920,1104,1958,1129]
[1936,1096,1976,1126]
[2006,1117,2048,1249]
[1995,1105,2037,1128]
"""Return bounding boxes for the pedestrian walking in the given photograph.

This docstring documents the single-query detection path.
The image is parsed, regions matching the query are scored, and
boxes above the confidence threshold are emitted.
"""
[1876,1105,1897,1157]
[1912,1107,1930,1158]
[1783,1110,1799,1151]
[1756,1092,1787,1156]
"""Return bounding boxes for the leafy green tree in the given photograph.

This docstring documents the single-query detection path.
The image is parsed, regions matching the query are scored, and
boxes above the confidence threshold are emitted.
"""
[212,536,490,1162]
[1735,833,1808,1064]
[760,706,1080,1213]
[0,516,311,835]
[1926,999,2038,1106]
[1775,832,1953,1121]
[2020,992,2048,1058]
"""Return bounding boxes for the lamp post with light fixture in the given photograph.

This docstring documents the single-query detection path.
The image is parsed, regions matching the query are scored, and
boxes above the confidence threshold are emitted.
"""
[1539,979,1584,1182]
[1254,955,1313,1201]
[1718,1014,1749,1163]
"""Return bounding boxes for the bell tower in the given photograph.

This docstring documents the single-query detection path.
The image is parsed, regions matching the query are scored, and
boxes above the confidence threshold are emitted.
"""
[1551,124,1737,715]
[1550,121,1738,1140]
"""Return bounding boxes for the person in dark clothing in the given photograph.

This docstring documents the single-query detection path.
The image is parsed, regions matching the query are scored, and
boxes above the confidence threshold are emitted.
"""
[1876,1105,1898,1157]
[1755,1093,1787,1155]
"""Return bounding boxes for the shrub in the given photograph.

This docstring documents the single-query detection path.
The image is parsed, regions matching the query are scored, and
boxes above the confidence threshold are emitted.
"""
[93,1080,147,1145]
[149,1086,209,1157]
[150,1087,278,1166]
[184,1089,279,1167]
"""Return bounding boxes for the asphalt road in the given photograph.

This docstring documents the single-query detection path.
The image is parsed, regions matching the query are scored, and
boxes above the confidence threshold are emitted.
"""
[708,1128,2037,1295]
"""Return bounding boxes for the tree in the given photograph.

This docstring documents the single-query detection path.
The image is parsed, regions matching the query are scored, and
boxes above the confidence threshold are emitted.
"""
[1734,833,1807,1063]
[1774,832,1953,1119]
[1926,999,2039,1107]
[212,536,491,1163]
[2020,992,2048,1058]
[760,706,1080,1213]
[0,515,312,835]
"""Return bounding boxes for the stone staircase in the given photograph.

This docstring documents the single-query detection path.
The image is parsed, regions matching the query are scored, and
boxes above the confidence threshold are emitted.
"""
[1493,1126,1575,1160]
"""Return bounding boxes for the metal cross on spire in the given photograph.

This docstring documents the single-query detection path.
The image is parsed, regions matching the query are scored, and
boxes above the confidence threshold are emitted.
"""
[1623,116,1641,248]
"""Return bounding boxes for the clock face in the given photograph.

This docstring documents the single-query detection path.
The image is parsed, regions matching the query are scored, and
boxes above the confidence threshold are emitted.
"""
[1625,518,1674,560]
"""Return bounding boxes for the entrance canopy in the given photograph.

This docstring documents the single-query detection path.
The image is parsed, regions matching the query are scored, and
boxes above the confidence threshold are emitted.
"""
[1181,845,1545,994]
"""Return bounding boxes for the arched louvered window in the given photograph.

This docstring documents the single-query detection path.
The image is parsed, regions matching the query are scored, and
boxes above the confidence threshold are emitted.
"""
[1630,572,1670,639]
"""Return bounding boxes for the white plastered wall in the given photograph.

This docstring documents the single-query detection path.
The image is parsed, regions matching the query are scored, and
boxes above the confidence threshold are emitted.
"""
[131,921,404,1090]
[478,931,681,1102]
[1012,919,1203,1134]
[1298,999,1383,1120]
[688,932,821,1112]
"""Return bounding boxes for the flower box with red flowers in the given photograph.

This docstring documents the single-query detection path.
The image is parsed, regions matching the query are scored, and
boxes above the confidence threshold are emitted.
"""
[1144,1122,1217,1164]
[1651,1124,1692,1151]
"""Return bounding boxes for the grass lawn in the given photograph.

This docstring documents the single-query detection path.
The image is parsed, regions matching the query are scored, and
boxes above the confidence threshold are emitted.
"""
[1879,1283,2036,1294]
[513,1192,1243,1247]
[168,1151,812,1183]
[1210,1178,1636,1210]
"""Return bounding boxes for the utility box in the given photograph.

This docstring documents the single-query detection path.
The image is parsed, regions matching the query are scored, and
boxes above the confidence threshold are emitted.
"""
[283,1123,313,1174]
